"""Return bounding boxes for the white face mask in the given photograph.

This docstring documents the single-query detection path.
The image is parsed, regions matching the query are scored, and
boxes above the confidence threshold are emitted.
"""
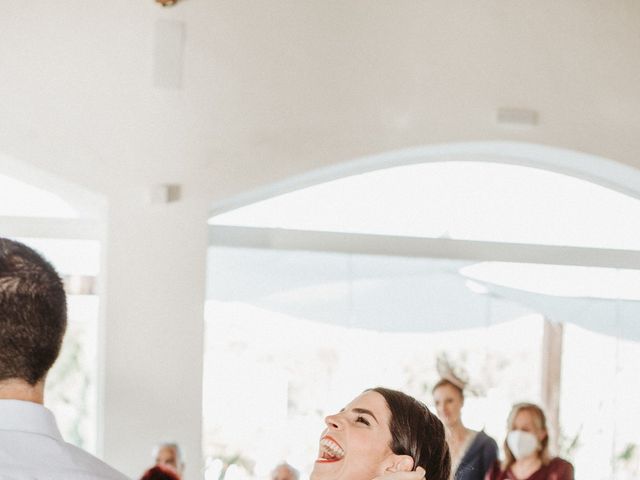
[507,430,539,460]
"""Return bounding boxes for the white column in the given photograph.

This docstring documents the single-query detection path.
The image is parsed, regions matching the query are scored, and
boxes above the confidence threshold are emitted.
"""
[99,186,208,480]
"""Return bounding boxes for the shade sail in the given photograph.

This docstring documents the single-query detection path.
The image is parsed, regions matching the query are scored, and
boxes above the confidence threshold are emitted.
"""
[207,246,640,340]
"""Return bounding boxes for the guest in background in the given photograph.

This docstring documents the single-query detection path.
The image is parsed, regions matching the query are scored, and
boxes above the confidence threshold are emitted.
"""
[433,379,498,480]
[485,403,573,480]
[272,463,299,480]
[153,442,185,478]
[140,465,180,480]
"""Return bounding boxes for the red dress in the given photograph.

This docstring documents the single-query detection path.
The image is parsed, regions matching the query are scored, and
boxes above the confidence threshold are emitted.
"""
[485,458,574,480]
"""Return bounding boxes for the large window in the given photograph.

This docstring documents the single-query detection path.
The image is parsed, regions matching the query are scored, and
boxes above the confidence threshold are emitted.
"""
[0,172,102,453]
[211,162,640,250]
[0,173,78,218]
[204,160,640,480]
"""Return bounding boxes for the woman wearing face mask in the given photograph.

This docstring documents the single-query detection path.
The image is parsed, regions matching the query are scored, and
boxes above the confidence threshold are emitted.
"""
[310,387,451,480]
[485,403,573,480]
[433,379,498,480]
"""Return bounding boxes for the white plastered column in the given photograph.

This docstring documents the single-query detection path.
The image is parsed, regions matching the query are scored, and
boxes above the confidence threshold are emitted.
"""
[99,186,208,480]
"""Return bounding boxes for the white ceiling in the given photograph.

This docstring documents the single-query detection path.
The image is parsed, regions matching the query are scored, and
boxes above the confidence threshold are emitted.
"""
[2,1,640,204]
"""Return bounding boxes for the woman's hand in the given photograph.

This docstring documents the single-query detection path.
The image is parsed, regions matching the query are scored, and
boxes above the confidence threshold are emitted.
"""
[373,467,426,480]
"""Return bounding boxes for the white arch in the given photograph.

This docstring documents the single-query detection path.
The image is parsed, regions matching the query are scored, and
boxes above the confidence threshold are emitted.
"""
[210,141,640,215]
[0,152,106,219]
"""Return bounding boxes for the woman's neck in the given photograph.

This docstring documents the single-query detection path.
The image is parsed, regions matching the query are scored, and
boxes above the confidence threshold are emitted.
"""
[511,455,542,479]
[446,421,469,443]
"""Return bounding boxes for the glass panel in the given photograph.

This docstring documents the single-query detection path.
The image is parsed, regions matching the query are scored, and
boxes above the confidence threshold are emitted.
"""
[203,298,544,479]
[0,173,78,218]
[210,162,640,251]
[46,294,99,453]
[207,160,640,479]
[561,323,640,480]
[461,263,640,301]
[16,238,100,275]
[204,246,640,480]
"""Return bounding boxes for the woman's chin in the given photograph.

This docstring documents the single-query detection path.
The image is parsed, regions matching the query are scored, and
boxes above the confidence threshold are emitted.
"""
[311,460,343,480]
[311,461,383,480]
[443,416,459,427]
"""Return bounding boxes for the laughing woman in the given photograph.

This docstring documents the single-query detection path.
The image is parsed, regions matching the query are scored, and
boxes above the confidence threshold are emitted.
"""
[310,387,451,480]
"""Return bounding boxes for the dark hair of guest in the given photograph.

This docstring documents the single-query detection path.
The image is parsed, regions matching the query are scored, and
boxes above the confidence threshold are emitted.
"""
[140,466,181,480]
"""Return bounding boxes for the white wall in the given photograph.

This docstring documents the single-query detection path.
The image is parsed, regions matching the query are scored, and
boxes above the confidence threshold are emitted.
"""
[100,188,208,478]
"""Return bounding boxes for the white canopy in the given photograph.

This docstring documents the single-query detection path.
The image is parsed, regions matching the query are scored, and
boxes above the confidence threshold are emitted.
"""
[207,246,639,340]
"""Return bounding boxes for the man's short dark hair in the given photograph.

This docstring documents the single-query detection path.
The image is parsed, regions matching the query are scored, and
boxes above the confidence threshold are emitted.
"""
[0,237,67,385]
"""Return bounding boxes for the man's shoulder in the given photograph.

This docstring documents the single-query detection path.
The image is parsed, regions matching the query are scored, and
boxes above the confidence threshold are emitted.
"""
[56,442,130,479]
[0,400,129,480]
[0,431,129,480]
[0,471,128,480]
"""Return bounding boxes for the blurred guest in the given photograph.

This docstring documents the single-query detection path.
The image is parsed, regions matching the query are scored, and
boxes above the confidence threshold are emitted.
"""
[141,465,180,480]
[271,463,299,480]
[433,379,498,480]
[153,442,184,478]
[485,403,573,480]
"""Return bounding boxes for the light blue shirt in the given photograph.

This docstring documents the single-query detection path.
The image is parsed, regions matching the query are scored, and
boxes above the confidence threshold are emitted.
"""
[0,399,129,479]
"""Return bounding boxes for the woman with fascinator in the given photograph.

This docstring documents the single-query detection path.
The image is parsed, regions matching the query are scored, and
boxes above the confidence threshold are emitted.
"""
[432,364,498,480]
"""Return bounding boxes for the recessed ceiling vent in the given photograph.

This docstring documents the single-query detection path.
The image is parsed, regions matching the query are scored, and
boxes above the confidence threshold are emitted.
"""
[153,20,186,89]
[496,107,539,127]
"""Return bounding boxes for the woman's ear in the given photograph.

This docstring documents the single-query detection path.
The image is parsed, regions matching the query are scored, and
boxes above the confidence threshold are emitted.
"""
[385,455,415,473]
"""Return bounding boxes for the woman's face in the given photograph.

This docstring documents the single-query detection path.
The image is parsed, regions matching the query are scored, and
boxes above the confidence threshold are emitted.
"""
[512,410,546,443]
[433,384,463,427]
[310,391,399,480]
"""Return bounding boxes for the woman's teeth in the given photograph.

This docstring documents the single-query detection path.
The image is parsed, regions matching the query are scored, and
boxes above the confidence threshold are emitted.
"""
[320,438,345,459]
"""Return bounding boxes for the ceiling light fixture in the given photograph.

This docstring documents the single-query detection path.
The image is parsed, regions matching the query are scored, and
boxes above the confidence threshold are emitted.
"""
[156,0,178,6]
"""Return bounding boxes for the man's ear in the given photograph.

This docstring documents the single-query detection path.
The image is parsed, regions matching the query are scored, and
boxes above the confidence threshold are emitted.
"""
[385,455,415,473]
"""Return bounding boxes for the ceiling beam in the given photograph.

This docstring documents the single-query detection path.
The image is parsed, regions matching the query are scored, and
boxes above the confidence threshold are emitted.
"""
[209,225,640,270]
[0,216,102,240]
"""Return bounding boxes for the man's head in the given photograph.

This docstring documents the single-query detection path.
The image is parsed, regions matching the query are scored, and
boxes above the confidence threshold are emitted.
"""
[153,443,184,477]
[271,463,299,480]
[0,238,67,386]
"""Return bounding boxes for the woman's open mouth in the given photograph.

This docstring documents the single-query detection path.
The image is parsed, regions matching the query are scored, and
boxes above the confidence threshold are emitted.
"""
[316,435,345,463]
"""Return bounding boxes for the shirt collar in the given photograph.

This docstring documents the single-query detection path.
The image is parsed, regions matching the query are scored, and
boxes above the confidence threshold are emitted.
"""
[0,399,64,441]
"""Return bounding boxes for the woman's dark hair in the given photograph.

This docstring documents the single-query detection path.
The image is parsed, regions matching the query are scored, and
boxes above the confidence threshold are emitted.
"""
[432,378,464,400]
[370,387,451,480]
[140,466,181,480]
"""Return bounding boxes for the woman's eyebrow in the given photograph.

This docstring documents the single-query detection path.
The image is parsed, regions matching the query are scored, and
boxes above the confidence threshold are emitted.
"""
[352,407,378,423]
